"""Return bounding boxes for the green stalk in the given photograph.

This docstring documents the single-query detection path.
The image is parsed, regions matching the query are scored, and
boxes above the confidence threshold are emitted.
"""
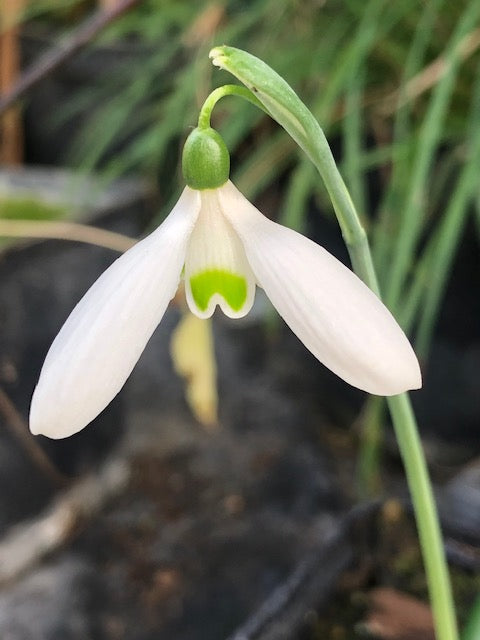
[209,46,459,640]
[462,594,480,640]
[356,0,445,489]
[197,84,267,130]
[356,395,384,498]
[310,134,460,640]
[387,394,458,640]
[308,129,458,640]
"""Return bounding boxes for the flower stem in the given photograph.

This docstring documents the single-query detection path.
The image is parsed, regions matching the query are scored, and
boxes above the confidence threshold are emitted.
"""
[388,394,458,640]
[313,140,458,640]
[197,84,267,130]
[462,593,480,640]
[307,120,458,640]
[208,46,459,640]
[357,395,384,498]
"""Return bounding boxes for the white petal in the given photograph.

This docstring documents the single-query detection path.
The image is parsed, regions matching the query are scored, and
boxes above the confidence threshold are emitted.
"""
[184,188,256,319]
[219,181,421,396]
[30,187,201,439]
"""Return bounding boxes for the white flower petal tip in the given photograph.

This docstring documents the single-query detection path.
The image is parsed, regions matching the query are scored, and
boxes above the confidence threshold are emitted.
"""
[219,181,422,397]
[29,187,201,439]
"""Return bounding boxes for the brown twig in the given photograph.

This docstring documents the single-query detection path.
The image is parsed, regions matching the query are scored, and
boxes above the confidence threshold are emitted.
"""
[323,27,480,125]
[377,26,480,116]
[0,0,25,163]
[0,385,67,487]
[0,454,130,585]
[0,218,137,253]
[0,0,143,116]
[225,503,381,640]
[225,533,350,640]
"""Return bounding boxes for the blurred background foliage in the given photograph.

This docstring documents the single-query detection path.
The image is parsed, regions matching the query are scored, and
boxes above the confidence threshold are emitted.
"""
[1,0,477,455]
[17,0,480,368]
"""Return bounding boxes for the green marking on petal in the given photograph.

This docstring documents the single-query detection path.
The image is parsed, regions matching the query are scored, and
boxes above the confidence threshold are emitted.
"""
[190,269,248,312]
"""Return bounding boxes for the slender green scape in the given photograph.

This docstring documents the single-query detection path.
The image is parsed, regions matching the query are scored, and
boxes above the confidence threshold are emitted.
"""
[462,594,480,640]
[207,46,459,640]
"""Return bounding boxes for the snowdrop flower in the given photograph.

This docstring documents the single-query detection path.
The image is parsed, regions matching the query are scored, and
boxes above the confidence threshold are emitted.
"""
[30,127,421,439]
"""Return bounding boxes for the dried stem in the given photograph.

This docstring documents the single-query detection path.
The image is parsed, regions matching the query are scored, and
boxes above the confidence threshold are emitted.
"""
[0,454,130,585]
[0,0,25,163]
[378,26,480,115]
[0,0,143,116]
[0,386,67,487]
[0,219,136,252]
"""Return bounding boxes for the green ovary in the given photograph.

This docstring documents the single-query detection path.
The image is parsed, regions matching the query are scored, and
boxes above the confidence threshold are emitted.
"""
[190,269,248,312]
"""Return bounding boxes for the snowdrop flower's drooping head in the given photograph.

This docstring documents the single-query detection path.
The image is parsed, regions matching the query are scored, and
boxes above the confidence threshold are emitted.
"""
[29,127,421,439]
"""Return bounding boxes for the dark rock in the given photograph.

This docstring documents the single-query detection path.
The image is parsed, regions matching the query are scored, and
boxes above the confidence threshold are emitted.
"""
[439,460,480,543]
[0,557,100,640]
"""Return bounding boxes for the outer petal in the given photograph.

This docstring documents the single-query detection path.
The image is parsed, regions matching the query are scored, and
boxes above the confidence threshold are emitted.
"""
[30,187,200,439]
[219,181,421,396]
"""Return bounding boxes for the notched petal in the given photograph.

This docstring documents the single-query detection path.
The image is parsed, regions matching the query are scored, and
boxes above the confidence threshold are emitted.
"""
[185,188,255,319]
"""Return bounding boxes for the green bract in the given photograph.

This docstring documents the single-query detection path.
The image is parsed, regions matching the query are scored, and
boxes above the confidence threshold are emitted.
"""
[182,127,230,190]
[209,46,312,161]
[209,45,362,253]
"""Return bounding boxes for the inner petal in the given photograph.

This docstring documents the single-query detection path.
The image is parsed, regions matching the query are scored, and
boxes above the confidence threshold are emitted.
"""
[185,189,256,319]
